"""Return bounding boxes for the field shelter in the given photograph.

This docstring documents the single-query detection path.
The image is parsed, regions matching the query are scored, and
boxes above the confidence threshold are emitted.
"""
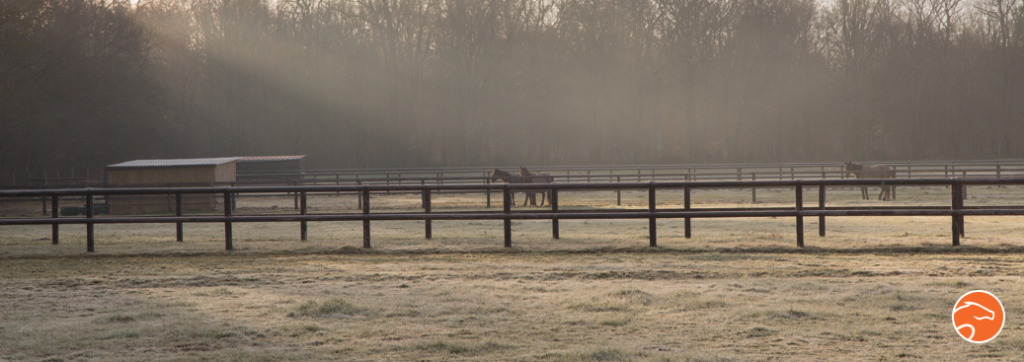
[105,157,240,214]
[236,155,305,184]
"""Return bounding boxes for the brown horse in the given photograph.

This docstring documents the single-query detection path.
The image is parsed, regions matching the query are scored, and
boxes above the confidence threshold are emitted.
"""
[490,169,529,206]
[844,162,896,200]
[519,166,553,206]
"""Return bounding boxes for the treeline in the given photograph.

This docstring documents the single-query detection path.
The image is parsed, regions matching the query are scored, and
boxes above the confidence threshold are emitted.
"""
[2,0,1022,183]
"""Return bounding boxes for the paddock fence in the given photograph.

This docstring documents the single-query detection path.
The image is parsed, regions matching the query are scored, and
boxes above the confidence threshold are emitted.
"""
[235,159,1024,187]
[2,178,1022,253]
[11,159,1024,213]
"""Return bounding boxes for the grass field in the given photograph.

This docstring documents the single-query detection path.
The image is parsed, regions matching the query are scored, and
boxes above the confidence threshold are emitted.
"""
[1,185,1023,361]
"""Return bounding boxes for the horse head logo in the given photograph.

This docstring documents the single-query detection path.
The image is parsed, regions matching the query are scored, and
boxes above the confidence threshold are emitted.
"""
[952,291,1004,343]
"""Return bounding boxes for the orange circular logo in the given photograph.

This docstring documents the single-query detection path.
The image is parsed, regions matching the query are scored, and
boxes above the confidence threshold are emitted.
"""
[952,290,1004,343]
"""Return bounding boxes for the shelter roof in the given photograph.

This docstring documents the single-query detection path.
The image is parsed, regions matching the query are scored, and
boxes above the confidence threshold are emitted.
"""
[107,157,242,169]
[237,155,306,162]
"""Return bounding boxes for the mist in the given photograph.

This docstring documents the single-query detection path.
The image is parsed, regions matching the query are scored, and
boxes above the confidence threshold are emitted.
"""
[2,0,1022,183]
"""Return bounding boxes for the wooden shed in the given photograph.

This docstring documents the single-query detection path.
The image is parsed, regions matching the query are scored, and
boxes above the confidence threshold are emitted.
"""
[105,157,240,214]
[236,155,305,185]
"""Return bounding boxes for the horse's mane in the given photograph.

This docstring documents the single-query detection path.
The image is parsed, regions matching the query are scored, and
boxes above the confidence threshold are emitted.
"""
[492,168,526,183]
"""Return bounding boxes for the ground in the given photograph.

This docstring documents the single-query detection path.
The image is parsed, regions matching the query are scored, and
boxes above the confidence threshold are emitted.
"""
[1,186,1023,361]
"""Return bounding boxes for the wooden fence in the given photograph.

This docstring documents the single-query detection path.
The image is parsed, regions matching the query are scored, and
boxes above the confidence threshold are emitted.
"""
[236,159,1024,187]
[2,178,1023,253]
[14,159,1024,215]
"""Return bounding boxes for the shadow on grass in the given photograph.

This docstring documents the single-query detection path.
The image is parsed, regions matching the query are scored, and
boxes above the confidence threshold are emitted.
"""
[6,242,1024,261]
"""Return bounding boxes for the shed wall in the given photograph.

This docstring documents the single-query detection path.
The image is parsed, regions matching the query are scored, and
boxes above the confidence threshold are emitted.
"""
[106,163,236,214]
[214,163,236,183]
[236,160,301,184]
[237,159,302,173]
[108,166,217,186]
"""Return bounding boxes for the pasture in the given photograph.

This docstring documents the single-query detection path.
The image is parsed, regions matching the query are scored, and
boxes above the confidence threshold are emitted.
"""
[2,185,1024,361]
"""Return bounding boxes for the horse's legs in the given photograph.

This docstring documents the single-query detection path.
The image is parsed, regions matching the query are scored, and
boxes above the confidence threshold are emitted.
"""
[877,186,891,201]
[540,191,547,206]
[524,192,537,206]
[860,187,868,200]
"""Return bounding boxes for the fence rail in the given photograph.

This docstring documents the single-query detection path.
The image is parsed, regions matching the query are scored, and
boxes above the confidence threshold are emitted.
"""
[235,159,1024,187]
[11,159,1024,191]
[2,177,1023,253]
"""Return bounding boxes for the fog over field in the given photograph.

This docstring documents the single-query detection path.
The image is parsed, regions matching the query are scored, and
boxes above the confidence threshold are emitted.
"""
[3,2,1024,359]
[2,0,1023,182]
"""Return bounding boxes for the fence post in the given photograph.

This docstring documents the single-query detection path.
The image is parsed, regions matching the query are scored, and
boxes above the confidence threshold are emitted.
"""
[486,178,491,208]
[300,191,307,241]
[751,173,756,203]
[737,168,741,181]
[176,193,183,242]
[362,188,371,248]
[962,171,968,199]
[51,195,59,245]
[86,190,95,252]
[421,179,426,209]
[224,190,232,250]
[616,176,621,205]
[386,173,390,194]
[587,170,591,183]
[357,179,363,209]
[648,182,656,247]
[818,183,826,237]
[503,186,511,248]
[951,181,961,246]
[424,188,432,240]
[958,181,966,237]
[551,188,559,239]
[293,181,298,210]
[684,186,691,239]
[795,184,804,248]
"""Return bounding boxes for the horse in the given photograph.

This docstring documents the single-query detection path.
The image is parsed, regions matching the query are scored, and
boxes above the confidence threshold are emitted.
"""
[519,166,554,206]
[490,168,530,206]
[844,162,896,201]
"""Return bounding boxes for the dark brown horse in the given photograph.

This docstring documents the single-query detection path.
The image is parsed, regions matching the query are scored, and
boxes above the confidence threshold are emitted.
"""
[519,166,553,206]
[844,162,896,200]
[490,169,529,206]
